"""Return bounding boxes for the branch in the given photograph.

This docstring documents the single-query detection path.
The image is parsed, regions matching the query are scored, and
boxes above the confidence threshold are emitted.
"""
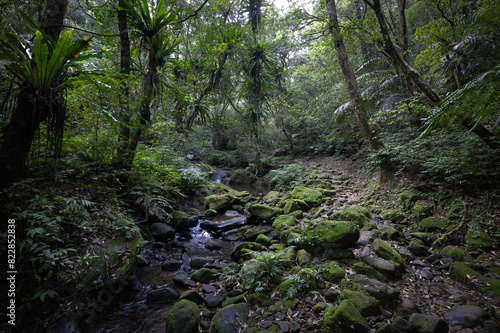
[176,0,210,24]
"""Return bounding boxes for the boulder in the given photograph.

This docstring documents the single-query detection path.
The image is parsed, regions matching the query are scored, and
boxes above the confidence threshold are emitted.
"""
[179,290,205,304]
[216,216,246,232]
[249,203,283,221]
[205,239,222,250]
[343,290,380,316]
[418,217,451,232]
[205,293,226,308]
[283,200,300,215]
[380,209,405,223]
[321,261,345,283]
[230,242,267,262]
[323,300,370,333]
[150,223,175,241]
[303,221,360,250]
[165,300,201,333]
[161,260,183,271]
[466,226,494,251]
[191,256,214,268]
[263,191,282,204]
[210,303,250,333]
[191,268,217,283]
[330,206,371,228]
[440,246,466,261]
[147,287,179,303]
[444,305,485,328]
[255,234,271,247]
[290,186,323,206]
[350,274,400,305]
[373,239,405,269]
[408,313,449,333]
[170,210,190,232]
[362,256,399,277]
[205,194,234,212]
[272,215,297,236]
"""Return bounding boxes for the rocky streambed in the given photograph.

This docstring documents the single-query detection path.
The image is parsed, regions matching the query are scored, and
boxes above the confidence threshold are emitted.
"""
[82,162,499,333]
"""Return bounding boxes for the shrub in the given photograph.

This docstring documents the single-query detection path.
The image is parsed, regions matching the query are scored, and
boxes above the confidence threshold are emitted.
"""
[263,163,303,191]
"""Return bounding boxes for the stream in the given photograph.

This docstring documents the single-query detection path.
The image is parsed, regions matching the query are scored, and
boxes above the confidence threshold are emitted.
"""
[80,170,269,333]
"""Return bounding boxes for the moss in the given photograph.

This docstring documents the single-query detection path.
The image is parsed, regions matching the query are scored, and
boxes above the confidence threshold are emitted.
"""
[343,290,380,316]
[190,268,217,283]
[330,206,371,228]
[283,200,300,215]
[323,300,370,333]
[289,186,323,206]
[373,239,405,268]
[296,249,309,266]
[418,217,452,232]
[322,261,346,283]
[466,225,494,252]
[255,234,271,247]
[353,262,388,282]
[449,262,500,297]
[165,300,201,333]
[263,191,282,204]
[210,303,250,333]
[287,210,303,219]
[413,202,433,219]
[245,292,271,307]
[205,194,235,212]
[231,242,268,262]
[303,221,360,250]
[272,215,296,236]
[410,232,435,246]
[440,245,467,261]
[249,203,284,221]
[397,190,419,214]
[380,209,405,223]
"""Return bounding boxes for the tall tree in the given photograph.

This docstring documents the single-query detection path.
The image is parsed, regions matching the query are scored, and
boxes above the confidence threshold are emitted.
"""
[325,0,394,183]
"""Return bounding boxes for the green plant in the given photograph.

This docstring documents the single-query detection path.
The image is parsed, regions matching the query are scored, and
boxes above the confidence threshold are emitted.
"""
[240,252,284,292]
[263,163,303,191]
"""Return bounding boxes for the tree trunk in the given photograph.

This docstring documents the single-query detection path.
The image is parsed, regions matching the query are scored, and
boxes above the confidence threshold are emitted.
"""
[395,0,417,94]
[325,0,394,183]
[115,0,133,167]
[0,0,68,187]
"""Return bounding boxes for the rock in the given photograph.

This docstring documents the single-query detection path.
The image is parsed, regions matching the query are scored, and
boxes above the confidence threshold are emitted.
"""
[191,256,215,268]
[165,300,201,333]
[321,261,345,283]
[246,292,272,307]
[343,290,380,316]
[418,217,451,232]
[179,290,205,304]
[263,190,282,204]
[290,186,323,207]
[323,300,370,333]
[296,249,309,266]
[393,316,413,332]
[272,215,297,236]
[249,203,283,221]
[353,262,388,282]
[382,225,403,240]
[173,274,195,288]
[150,223,175,241]
[409,313,449,333]
[466,225,494,251]
[444,305,485,328]
[350,274,400,305]
[373,239,405,269]
[170,210,190,232]
[362,256,399,277]
[221,294,245,307]
[230,242,267,262]
[243,225,274,240]
[376,323,400,333]
[202,284,217,294]
[189,216,199,227]
[200,220,217,230]
[255,234,271,247]
[409,238,429,256]
[483,320,500,333]
[216,216,246,232]
[411,232,436,246]
[413,202,433,219]
[205,209,217,217]
[162,259,183,271]
[302,221,360,250]
[312,302,330,313]
[396,297,420,318]
[209,303,250,333]
[279,268,318,298]
[380,209,405,223]
[147,287,179,303]
[205,239,222,250]
[449,262,500,297]
[330,206,371,228]
[397,190,419,214]
[205,194,235,212]
[439,246,466,261]
[205,293,226,307]
[283,200,300,215]
[191,268,217,283]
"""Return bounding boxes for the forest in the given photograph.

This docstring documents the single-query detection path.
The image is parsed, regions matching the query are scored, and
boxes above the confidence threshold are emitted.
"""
[0,0,499,332]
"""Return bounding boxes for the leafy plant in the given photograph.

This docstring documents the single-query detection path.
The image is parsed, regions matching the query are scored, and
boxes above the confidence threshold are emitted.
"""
[240,252,285,292]
[263,163,303,191]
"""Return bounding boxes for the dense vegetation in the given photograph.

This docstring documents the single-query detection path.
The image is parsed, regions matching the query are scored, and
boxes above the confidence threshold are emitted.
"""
[1,0,499,331]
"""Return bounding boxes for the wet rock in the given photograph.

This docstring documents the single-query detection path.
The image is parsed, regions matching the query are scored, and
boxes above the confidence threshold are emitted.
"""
[444,305,485,328]
[165,299,201,333]
[173,274,195,287]
[343,290,380,316]
[249,203,283,221]
[191,256,214,268]
[217,216,246,232]
[150,223,175,241]
[396,297,420,318]
[200,220,217,231]
[205,239,222,250]
[162,259,183,271]
[409,313,449,333]
[205,194,235,212]
[205,293,226,307]
[191,268,217,283]
[210,303,250,333]
[147,287,179,303]
[324,300,370,333]
[170,210,191,232]
[373,239,405,269]
[350,274,400,305]
[290,186,323,207]
[179,290,205,304]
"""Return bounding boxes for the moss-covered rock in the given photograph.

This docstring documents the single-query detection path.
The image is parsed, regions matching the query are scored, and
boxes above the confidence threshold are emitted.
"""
[191,268,217,283]
[322,261,345,283]
[230,242,267,262]
[296,249,309,266]
[353,262,388,282]
[205,194,235,212]
[165,300,201,333]
[408,238,429,256]
[440,246,467,261]
[397,190,419,214]
[263,191,282,204]
[245,292,272,307]
[147,287,179,303]
[418,217,452,232]
[350,274,400,305]
[413,202,433,219]
[249,203,283,221]
[449,262,500,297]
[179,290,205,304]
[272,215,296,236]
[343,290,380,316]
[303,221,360,250]
[373,239,405,269]
[290,186,323,207]
[323,300,370,333]
[292,199,310,211]
[362,256,400,277]
[150,222,175,241]
[380,209,405,223]
[288,210,304,219]
[411,232,436,246]
[255,234,271,247]
[210,303,250,333]
[170,210,190,232]
[283,200,300,215]
[279,268,318,299]
[227,169,258,184]
[330,206,371,228]
[466,223,494,252]
[408,313,449,333]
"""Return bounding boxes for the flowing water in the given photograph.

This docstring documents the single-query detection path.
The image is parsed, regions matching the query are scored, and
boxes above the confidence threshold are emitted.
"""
[80,170,269,333]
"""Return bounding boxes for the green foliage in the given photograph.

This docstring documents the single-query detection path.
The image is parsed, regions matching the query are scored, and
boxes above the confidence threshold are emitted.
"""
[240,251,285,292]
[263,163,303,191]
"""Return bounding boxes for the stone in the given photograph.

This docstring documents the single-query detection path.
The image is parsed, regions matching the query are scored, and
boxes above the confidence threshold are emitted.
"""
[343,290,380,316]
[283,200,300,215]
[263,190,282,204]
[362,256,399,277]
[191,256,214,268]
[380,209,405,223]
[246,292,272,307]
[466,226,494,252]
[321,261,345,283]
[396,298,420,318]
[353,262,388,282]
[230,242,267,262]
[302,221,360,250]
[249,203,283,221]
[165,300,201,333]
[409,238,429,256]
[150,222,175,241]
[205,293,226,307]
[376,323,400,333]
[449,262,500,297]
[411,232,436,246]
[179,290,205,304]
[205,194,235,212]
[209,303,250,333]
[205,209,217,217]
[255,234,271,247]
[205,239,222,250]
[413,202,433,219]
[418,217,451,232]
[162,260,183,271]
[243,225,274,240]
[296,249,309,266]
[170,210,190,232]
[216,216,246,232]
[409,313,449,333]
[290,186,323,207]
[191,268,217,283]
[393,316,413,332]
[397,190,419,214]
[147,287,179,303]
[440,246,466,261]
[373,239,405,269]
[272,215,297,236]
[350,274,400,305]
[444,305,485,328]
[221,294,245,307]
[202,284,217,294]
[173,274,195,288]
[330,206,371,228]
[323,300,370,333]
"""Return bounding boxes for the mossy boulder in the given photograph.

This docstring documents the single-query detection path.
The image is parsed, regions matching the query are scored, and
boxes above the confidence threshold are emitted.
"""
[362,256,400,277]
[418,217,452,232]
[150,222,175,241]
[373,239,405,269]
[230,242,267,262]
[205,194,235,212]
[170,210,190,232]
[449,262,500,297]
[290,186,323,207]
[440,246,467,261]
[296,249,309,266]
[263,191,282,204]
[343,290,380,316]
[413,202,433,219]
[330,206,371,228]
[272,215,296,236]
[255,234,271,247]
[249,203,283,221]
[466,226,494,252]
[302,221,360,250]
[292,199,310,211]
[246,292,272,307]
[408,238,429,256]
[322,261,345,283]
[191,268,217,283]
[179,290,205,304]
[323,300,370,333]
[283,200,300,215]
[353,262,388,282]
[397,190,419,213]
[380,209,405,223]
[165,300,201,333]
[411,232,436,246]
[350,274,400,305]
[210,303,250,333]
[227,169,258,184]
[408,313,449,333]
